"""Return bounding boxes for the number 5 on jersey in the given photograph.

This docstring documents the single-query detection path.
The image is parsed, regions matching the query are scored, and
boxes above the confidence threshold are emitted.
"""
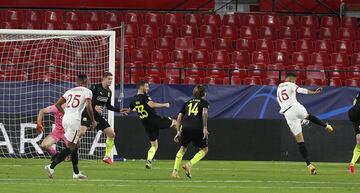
[135,105,149,119]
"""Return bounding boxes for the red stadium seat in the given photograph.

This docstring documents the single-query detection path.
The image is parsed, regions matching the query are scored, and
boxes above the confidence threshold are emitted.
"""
[341,16,358,28]
[319,27,337,40]
[282,15,299,27]
[256,39,274,52]
[242,14,261,26]
[2,10,24,22]
[0,21,17,29]
[80,23,99,30]
[192,50,210,64]
[279,26,297,40]
[145,76,162,84]
[131,49,149,64]
[151,50,170,63]
[163,76,180,84]
[171,50,189,64]
[299,27,317,40]
[263,78,278,85]
[331,53,349,66]
[203,77,223,85]
[355,40,360,53]
[185,63,205,77]
[292,52,310,66]
[207,64,225,78]
[266,64,286,80]
[222,14,240,26]
[85,11,102,23]
[26,10,40,22]
[301,15,319,28]
[224,77,242,85]
[214,38,233,51]
[305,79,327,86]
[327,65,347,79]
[199,25,217,38]
[160,24,179,38]
[306,65,326,79]
[124,13,143,24]
[334,40,353,54]
[236,38,254,51]
[229,64,247,78]
[100,23,115,30]
[258,26,277,39]
[348,66,360,78]
[140,24,159,37]
[144,12,163,26]
[203,14,221,26]
[219,25,236,40]
[296,39,314,52]
[185,14,202,27]
[328,78,342,86]
[275,39,294,52]
[44,11,63,23]
[103,11,121,25]
[180,25,198,37]
[194,38,213,51]
[123,37,136,50]
[345,79,360,87]
[286,65,306,80]
[315,39,333,53]
[136,37,155,50]
[252,51,270,65]
[338,27,356,41]
[184,76,202,84]
[311,52,330,66]
[351,53,360,66]
[43,22,56,30]
[156,37,174,50]
[262,15,280,28]
[321,16,339,28]
[164,13,184,27]
[243,77,262,85]
[146,63,164,76]
[125,24,139,37]
[271,51,289,65]
[211,50,230,65]
[175,37,193,52]
[231,51,250,66]
[20,22,39,29]
[239,26,257,39]
[165,63,183,78]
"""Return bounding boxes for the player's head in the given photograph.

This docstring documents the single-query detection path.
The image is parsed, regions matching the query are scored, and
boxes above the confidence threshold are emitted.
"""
[102,72,113,87]
[193,85,206,99]
[285,72,297,83]
[137,80,149,94]
[77,74,88,86]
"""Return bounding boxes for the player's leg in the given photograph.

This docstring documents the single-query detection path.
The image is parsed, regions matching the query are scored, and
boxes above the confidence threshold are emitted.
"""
[40,134,57,156]
[172,146,187,179]
[71,142,87,179]
[103,126,115,164]
[349,121,360,174]
[305,114,333,132]
[146,139,158,169]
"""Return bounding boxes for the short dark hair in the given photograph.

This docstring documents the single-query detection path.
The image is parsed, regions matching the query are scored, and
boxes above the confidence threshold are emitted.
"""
[193,85,206,98]
[137,80,148,88]
[77,74,88,82]
[286,72,297,78]
[102,72,113,79]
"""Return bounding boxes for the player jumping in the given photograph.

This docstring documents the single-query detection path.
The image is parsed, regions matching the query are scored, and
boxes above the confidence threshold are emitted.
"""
[81,72,129,164]
[45,74,97,179]
[276,73,334,175]
[129,80,176,169]
[348,92,360,174]
[172,85,209,179]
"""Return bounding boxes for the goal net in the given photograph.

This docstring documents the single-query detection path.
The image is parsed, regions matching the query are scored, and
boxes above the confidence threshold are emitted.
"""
[0,29,116,160]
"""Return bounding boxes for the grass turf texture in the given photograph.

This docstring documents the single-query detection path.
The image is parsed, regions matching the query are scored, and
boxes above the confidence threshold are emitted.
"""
[1,159,360,193]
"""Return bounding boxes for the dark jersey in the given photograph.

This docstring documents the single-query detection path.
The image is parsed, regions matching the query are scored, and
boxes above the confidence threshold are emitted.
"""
[353,92,360,107]
[130,94,160,124]
[90,84,120,114]
[180,98,209,130]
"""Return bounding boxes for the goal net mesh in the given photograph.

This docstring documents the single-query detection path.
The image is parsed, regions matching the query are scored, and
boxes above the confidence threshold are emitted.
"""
[0,31,115,160]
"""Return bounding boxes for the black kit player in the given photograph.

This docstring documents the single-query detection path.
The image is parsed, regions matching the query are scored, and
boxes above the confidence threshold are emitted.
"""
[172,85,209,179]
[348,91,360,174]
[129,80,177,169]
[81,72,130,164]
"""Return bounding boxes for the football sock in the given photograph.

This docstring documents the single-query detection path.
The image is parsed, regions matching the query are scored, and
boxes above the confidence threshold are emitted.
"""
[47,147,57,155]
[350,144,360,165]
[173,147,185,171]
[298,142,311,166]
[189,149,207,166]
[71,148,79,175]
[105,137,114,158]
[147,144,158,161]
[50,147,72,169]
[306,114,327,127]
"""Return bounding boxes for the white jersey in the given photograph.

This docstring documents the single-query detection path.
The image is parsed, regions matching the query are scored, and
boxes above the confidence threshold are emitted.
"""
[62,86,92,121]
[276,82,308,113]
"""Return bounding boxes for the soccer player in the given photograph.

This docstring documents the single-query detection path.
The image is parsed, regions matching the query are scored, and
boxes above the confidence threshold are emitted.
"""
[172,85,209,179]
[81,72,129,164]
[276,73,334,175]
[348,92,360,174]
[45,74,97,179]
[129,80,176,169]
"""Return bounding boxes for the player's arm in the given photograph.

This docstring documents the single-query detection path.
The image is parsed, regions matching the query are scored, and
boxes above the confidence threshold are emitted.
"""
[55,97,66,115]
[296,86,322,95]
[147,101,170,109]
[85,99,97,129]
[36,106,51,134]
[176,113,183,133]
[202,107,209,139]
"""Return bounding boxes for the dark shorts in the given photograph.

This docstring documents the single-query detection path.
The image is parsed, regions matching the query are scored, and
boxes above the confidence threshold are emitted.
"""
[143,116,173,141]
[81,111,110,131]
[348,107,360,135]
[180,128,208,148]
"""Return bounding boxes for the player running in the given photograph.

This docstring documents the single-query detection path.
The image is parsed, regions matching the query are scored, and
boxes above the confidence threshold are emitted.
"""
[45,74,97,179]
[348,92,360,174]
[172,85,209,179]
[129,80,176,169]
[276,73,334,175]
[81,72,129,164]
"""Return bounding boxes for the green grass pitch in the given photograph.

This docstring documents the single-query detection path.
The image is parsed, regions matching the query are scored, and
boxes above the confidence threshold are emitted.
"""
[1,158,360,193]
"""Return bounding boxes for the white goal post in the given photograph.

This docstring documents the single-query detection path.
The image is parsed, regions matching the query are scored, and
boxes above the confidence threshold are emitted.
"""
[0,29,118,160]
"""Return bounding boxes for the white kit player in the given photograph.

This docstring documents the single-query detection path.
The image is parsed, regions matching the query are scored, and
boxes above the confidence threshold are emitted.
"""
[276,73,334,175]
[45,74,97,179]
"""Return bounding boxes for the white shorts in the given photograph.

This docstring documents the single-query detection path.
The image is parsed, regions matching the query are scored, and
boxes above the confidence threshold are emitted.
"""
[62,117,81,144]
[284,103,308,136]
